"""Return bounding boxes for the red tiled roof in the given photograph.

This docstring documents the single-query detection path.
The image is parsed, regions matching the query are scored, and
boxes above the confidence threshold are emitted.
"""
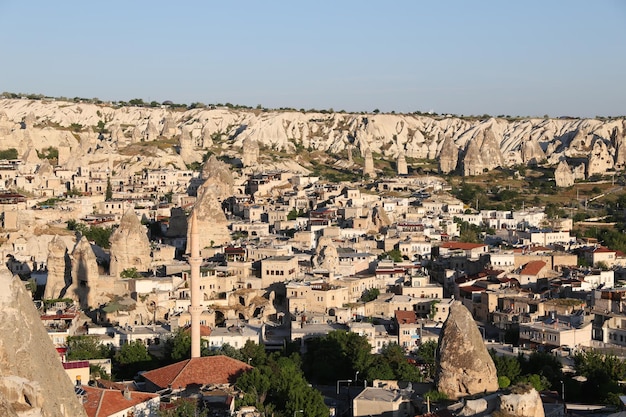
[529,246,551,252]
[441,242,486,250]
[182,325,212,337]
[395,310,417,324]
[82,385,158,417]
[95,379,138,391]
[520,260,546,276]
[459,285,485,293]
[593,246,616,253]
[141,355,252,390]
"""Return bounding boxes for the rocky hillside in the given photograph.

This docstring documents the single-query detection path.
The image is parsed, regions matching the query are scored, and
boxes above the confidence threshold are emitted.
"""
[0,99,623,179]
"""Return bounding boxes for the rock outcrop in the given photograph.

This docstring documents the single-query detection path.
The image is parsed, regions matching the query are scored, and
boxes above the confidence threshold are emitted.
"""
[614,123,626,169]
[0,267,88,416]
[371,205,392,231]
[71,236,100,309]
[200,155,234,200]
[463,127,505,176]
[435,301,499,400]
[498,385,544,417]
[554,160,575,188]
[312,236,339,271]
[188,187,231,251]
[587,138,612,177]
[521,138,546,165]
[2,99,626,181]
[363,148,375,177]
[242,137,260,168]
[43,235,72,300]
[397,153,408,175]
[179,125,199,165]
[109,209,152,277]
[439,136,459,174]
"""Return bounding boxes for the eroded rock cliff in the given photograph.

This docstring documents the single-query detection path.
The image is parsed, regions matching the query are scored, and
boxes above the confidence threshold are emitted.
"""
[0,267,87,416]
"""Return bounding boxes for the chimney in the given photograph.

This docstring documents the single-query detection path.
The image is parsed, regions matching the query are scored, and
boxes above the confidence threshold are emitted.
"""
[123,387,131,400]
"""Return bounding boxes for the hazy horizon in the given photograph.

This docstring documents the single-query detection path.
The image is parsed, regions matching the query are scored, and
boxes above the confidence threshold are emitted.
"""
[1,0,624,118]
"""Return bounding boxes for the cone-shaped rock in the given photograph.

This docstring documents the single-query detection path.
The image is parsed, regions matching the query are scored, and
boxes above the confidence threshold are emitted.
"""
[462,127,505,176]
[187,186,231,251]
[312,236,339,271]
[242,137,260,167]
[0,266,87,416]
[44,235,72,300]
[587,138,612,177]
[439,136,459,174]
[179,125,199,165]
[71,236,100,309]
[614,123,626,169]
[554,160,574,188]
[109,209,151,277]
[363,148,375,177]
[521,138,545,165]
[397,153,408,175]
[200,155,234,200]
[435,301,498,400]
[371,205,391,231]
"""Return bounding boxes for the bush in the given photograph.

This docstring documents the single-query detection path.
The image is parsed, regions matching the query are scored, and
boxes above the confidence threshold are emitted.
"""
[498,375,511,388]
[0,148,18,159]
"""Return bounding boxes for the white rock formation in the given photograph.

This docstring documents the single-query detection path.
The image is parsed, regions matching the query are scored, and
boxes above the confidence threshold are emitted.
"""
[44,235,71,300]
[0,267,87,416]
[109,209,152,277]
[397,153,408,175]
[242,137,260,167]
[188,187,231,251]
[499,386,545,417]
[587,139,612,177]
[435,301,499,400]
[71,236,100,309]
[0,99,625,180]
[363,148,375,177]
[554,160,575,188]
[312,236,339,271]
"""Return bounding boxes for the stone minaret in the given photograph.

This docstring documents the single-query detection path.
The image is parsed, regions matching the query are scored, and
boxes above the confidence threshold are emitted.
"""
[188,209,202,358]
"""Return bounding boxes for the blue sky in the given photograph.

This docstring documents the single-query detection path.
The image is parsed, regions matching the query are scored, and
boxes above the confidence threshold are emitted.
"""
[0,0,624,117]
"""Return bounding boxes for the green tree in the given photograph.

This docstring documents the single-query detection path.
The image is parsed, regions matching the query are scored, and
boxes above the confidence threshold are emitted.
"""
[206,343,244,361]
[236,353,328,417]
[380,343,422,381]
[380,249,403,262]
[67,336,111,360]
[120,267,141,279]
[158,398,207,417]
[96,120,107,134]
[240,340,267,366]
[0,148,18,159]
[114,340,153,379]
[490,349,521,384]
[287,208,298,221]
[164,329,191,363]
[416,340,438,379]
[361,287,380,302]
[303,330,372,384]
[115,340,151,365]
[105,177,112,201]
[574,350,626,404]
